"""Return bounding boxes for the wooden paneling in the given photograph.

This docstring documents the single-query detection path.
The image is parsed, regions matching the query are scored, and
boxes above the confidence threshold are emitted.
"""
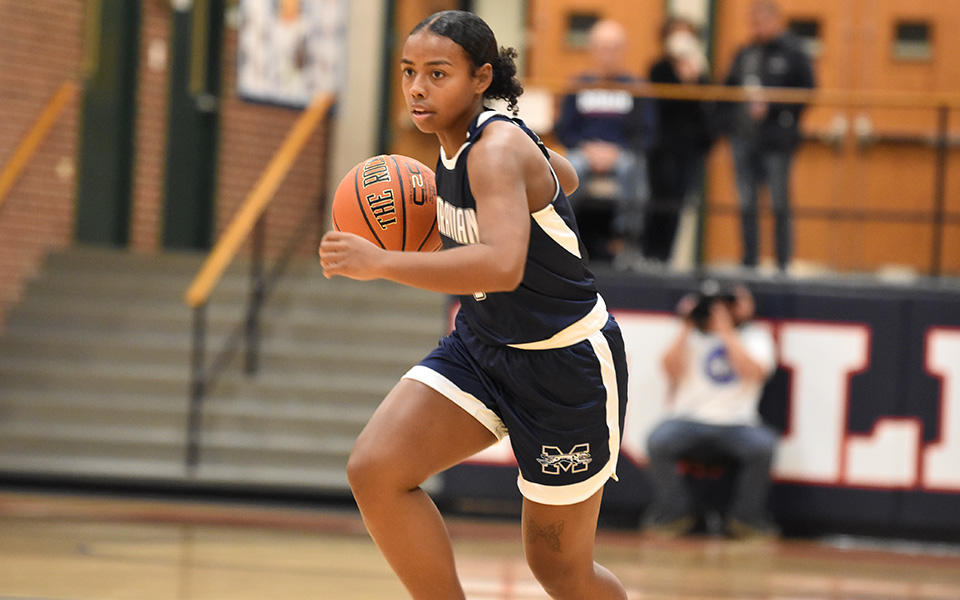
[526,0,665,85]
[707,0,960,273]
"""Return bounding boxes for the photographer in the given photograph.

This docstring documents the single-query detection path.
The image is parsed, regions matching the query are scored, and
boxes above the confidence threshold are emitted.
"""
[645,281,779,539]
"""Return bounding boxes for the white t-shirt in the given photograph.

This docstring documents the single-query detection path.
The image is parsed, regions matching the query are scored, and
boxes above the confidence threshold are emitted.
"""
[669,322,777,426]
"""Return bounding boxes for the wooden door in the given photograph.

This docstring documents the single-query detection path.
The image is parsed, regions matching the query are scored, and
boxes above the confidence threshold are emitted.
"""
[75,0,141,247]
[162,0,225,250]
[526,0,664,88]
[850,0,960,273]
[706,0,960,274]
[707,0,854,270]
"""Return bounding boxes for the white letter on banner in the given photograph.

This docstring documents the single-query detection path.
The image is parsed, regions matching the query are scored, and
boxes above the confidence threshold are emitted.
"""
[845,419,920,488]
[615,312,680,465]
[923,328,960,491]
[774,323,870,483]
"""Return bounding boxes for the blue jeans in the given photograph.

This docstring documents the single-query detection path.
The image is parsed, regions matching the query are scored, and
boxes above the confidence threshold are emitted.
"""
[646,418,779,527]
[565,148,650,244]
[730,139,794,269]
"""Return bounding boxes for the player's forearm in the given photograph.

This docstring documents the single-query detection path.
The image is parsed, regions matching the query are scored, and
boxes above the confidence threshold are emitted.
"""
[377,244,523,295]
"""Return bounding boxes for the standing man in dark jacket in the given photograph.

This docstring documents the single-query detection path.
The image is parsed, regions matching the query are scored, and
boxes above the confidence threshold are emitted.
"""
[555,19,658,265]
[721,0,815,272]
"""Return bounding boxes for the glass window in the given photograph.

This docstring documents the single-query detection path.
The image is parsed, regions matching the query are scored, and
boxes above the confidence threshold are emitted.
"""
[893,21,932,61]
[566,13,599,49]
[789,19,821,58]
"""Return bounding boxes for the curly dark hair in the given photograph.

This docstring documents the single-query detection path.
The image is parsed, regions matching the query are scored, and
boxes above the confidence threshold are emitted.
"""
[411,10,524,115]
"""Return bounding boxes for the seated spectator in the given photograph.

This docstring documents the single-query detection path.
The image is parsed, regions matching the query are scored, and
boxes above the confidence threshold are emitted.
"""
[554,19,657,265]
[646,281,779,539]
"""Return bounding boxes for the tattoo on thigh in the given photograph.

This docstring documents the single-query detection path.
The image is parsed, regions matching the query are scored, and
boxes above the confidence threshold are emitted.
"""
[527,519,565,553]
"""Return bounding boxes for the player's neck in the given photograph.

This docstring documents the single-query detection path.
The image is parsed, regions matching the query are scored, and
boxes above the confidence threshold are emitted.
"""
[437,106,486,160]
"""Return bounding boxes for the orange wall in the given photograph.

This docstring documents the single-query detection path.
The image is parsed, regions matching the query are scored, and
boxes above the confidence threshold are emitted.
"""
[527,0,666,85]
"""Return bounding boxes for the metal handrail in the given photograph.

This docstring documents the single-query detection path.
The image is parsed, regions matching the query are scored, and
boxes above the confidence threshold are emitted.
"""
[185,93,335,308]
[529,79,960,110]
[0,81,78,211]
[531,80,958,276]
[183,92,335,471]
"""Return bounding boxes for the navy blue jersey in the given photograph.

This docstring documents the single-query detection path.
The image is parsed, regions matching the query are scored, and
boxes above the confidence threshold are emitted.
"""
[434,110,601,347]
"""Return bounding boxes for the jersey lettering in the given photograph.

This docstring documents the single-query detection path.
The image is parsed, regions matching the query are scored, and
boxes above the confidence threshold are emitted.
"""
[437,196,479,245]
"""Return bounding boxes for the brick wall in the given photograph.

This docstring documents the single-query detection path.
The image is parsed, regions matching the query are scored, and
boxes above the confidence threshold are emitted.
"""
[130,2,171,254]
[216,22,329,261]
[0,2,331,327]
[0,0,83,327]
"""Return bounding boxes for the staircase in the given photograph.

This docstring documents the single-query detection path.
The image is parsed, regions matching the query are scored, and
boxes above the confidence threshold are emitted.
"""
[0,246,447,494]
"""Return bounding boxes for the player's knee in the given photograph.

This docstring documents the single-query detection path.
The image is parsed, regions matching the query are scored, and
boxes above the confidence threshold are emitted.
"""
[346,444,389,502]
[346,442,418,504]
[525,550,591,598]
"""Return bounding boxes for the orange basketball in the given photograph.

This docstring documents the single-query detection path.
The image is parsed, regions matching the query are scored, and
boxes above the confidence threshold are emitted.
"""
[331,154,442,252]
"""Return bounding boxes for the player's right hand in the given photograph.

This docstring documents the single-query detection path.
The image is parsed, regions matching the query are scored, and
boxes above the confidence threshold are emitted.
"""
[319,231,384,281]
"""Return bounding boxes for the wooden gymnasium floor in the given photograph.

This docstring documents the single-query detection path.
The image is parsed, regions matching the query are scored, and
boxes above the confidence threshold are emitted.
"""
[1,491,959,600]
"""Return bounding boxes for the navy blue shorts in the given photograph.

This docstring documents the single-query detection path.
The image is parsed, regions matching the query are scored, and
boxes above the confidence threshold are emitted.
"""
[403,313,629,505]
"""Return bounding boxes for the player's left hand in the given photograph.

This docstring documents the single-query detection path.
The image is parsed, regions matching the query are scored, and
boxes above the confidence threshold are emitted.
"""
[318,231,384,280]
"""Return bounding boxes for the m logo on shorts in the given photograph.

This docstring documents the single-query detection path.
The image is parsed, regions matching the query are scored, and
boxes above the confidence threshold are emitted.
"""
[537,444,592,475]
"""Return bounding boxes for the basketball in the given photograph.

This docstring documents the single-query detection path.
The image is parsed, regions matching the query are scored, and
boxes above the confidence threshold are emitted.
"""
[331,154,442,252]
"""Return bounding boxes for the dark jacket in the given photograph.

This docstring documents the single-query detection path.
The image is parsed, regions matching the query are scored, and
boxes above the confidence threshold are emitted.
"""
[648,58,716,157]
[720,32,815,151]
[554,73,658,155]
[647,58,717,202]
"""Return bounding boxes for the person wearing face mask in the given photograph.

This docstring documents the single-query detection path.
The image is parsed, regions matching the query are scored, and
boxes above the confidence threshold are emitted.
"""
[644,16,716,266]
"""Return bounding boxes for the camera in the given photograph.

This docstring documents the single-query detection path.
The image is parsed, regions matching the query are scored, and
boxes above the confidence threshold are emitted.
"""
[687,280,736,331]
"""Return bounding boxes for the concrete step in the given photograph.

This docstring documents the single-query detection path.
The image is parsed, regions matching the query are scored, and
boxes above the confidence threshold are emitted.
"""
[26,264,444,309]
[200,412,366,444]
[42,245,209,276]
[0,335,203,366]
[0,355,189,381]
[203,395,374,425]
[0,455,190,480]
[0,245,446,493]
[0,321,222,349]
[198,429,356,457]
[0,361,191,397]
[0,400,187,431]
[0,389,370,436]
[0,454,354,493]
[192,464,351,491]
[0,334,422,377]
[4,296,444,341]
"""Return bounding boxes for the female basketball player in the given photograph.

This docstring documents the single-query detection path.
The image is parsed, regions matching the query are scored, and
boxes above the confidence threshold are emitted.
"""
[319,11,628,600]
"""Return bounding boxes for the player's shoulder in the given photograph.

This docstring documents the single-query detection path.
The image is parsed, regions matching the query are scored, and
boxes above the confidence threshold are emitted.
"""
[469,117,541,166]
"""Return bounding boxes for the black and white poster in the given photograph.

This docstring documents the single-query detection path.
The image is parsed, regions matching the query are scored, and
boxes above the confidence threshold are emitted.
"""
[237,0,346,107]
